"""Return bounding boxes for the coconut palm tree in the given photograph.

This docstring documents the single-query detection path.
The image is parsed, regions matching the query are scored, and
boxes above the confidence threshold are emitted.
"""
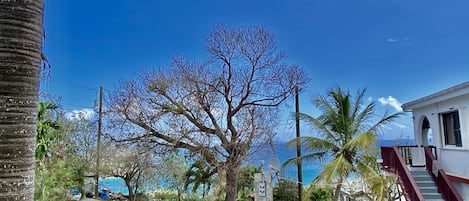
[0,0,44,200]
[285,87,401,201]
[184,159,216,200]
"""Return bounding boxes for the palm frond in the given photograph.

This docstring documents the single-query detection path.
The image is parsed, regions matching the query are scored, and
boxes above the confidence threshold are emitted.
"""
[287,136,338,151]
[356,160,396,201]
[351,88,366,118]
[352,102,374,134]
[343,131,376,151]
[282,151,328,169]
[368,111,403,133]
[299,113,338,141]
[313,154,352,184]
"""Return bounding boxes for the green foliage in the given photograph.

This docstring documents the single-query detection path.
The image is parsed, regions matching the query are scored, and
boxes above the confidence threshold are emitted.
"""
[35,156,85,201]
[147,189,201,201]
[148,189,179,200]
[36,102,61,161]
[307,186,333,201]
[160,152,191,200]
[273,179,299,201]
[184,159,215,199]
[34,102,86,201]
[237,165,261,201]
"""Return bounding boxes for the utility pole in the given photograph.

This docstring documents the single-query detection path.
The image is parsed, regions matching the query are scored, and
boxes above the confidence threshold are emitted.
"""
[295,86,303,200]
[95,86,103,197]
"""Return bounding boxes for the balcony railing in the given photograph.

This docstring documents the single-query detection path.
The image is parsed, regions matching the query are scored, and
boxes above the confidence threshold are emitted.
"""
[397,145,437,166]
[381,146,424,201]
[424,146,463,201]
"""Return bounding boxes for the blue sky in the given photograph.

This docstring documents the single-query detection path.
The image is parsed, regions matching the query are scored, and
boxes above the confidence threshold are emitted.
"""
[41,0,469,140]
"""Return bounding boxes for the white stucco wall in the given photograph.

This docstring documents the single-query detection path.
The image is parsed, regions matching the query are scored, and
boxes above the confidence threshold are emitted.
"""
[409,94,469,200]
[452,181,469,200]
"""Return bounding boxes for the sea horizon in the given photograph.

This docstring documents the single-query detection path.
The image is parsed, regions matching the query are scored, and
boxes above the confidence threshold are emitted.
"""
[100,138,415,194]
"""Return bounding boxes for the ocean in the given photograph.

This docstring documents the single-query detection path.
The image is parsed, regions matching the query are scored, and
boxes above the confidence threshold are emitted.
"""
[269,138,415,184]
[99,177,129,194]
[100,138,415,194]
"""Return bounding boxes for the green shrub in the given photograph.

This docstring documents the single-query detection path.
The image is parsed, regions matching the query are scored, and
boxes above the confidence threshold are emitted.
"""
[273,179,299,201]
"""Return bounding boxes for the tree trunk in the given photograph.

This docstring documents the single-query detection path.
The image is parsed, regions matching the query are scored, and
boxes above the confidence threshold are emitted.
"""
[177,188,181,201]
[0,0,44,200]
[333,177,343,201]
[125,179,134,201]
[225,165,240,201]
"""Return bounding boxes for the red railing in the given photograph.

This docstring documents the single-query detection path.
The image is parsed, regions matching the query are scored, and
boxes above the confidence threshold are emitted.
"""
[381,146,424,201]
[397,145,437,167]
[424,146,463,201]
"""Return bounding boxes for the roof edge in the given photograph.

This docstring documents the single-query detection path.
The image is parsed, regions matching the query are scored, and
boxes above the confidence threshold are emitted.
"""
[401,81,469,111]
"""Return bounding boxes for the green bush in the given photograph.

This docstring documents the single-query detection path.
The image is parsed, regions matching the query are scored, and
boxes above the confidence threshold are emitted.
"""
[308,187,333,201]
[147,189,201,201]
[273,179,299,201]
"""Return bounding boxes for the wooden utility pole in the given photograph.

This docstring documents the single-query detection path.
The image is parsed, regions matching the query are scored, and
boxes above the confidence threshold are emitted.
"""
[295,86,303,200]
[95,86,103,197]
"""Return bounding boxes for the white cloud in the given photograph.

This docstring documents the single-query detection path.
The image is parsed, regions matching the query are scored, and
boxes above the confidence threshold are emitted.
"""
[65,108,96,120]
[387,37,411,46]
[378,96,403,112]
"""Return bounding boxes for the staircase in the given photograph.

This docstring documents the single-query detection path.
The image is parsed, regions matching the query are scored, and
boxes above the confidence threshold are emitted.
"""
[410,168,443,201]
[382,146,463,201]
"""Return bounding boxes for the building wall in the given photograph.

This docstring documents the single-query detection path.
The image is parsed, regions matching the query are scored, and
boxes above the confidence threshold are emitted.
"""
[453,181,469,200]
[410,94,469,200]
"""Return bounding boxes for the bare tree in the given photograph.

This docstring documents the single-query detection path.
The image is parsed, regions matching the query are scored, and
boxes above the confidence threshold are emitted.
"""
[100,145,157,201]
[107,25,308,201]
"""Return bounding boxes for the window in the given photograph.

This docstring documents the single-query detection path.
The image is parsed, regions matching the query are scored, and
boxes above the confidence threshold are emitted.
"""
[441,111,462,147]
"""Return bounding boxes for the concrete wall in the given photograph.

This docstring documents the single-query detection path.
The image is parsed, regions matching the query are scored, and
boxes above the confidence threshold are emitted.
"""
[410,94,469,200]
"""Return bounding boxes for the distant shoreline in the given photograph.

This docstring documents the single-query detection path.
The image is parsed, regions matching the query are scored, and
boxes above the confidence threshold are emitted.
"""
[100,138,416,193]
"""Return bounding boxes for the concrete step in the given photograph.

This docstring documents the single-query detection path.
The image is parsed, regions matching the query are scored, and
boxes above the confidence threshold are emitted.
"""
[420,186,438,194]
[408,168,445,200]
[415,180,437,188]
[413,174,433,181]
[423,192,444,200]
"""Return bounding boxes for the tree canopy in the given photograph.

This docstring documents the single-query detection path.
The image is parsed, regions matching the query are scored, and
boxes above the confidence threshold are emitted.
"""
[107,24,308,201]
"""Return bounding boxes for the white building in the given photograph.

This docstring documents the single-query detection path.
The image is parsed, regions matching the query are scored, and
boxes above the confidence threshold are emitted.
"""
[402,81,469,200]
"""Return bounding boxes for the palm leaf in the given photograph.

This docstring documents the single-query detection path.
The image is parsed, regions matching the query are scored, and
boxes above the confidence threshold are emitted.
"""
[287,136,338,152]
[356,160,396,201]
[343,131,376,151]
[299,113,338,142]
[368,112,403,133]
[282,151,328,169]
[314,154,352,184]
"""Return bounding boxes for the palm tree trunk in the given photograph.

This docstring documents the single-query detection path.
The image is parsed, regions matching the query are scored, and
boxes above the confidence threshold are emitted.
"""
[0,0,44,200]
[333,177,344,201]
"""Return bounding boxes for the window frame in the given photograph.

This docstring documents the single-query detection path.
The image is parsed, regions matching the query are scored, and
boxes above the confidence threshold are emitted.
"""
[441,110,462,147]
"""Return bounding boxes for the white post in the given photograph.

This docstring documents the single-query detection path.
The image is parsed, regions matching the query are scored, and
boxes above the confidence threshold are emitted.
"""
[254,173,273,201]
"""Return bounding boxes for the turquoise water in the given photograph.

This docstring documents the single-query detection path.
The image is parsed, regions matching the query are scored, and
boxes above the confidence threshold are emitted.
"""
[101,139,414,193]
[99,177,128,195]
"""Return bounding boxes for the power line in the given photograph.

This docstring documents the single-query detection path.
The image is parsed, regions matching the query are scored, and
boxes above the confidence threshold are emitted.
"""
[60,103,95,110]
[42,79,99,91]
